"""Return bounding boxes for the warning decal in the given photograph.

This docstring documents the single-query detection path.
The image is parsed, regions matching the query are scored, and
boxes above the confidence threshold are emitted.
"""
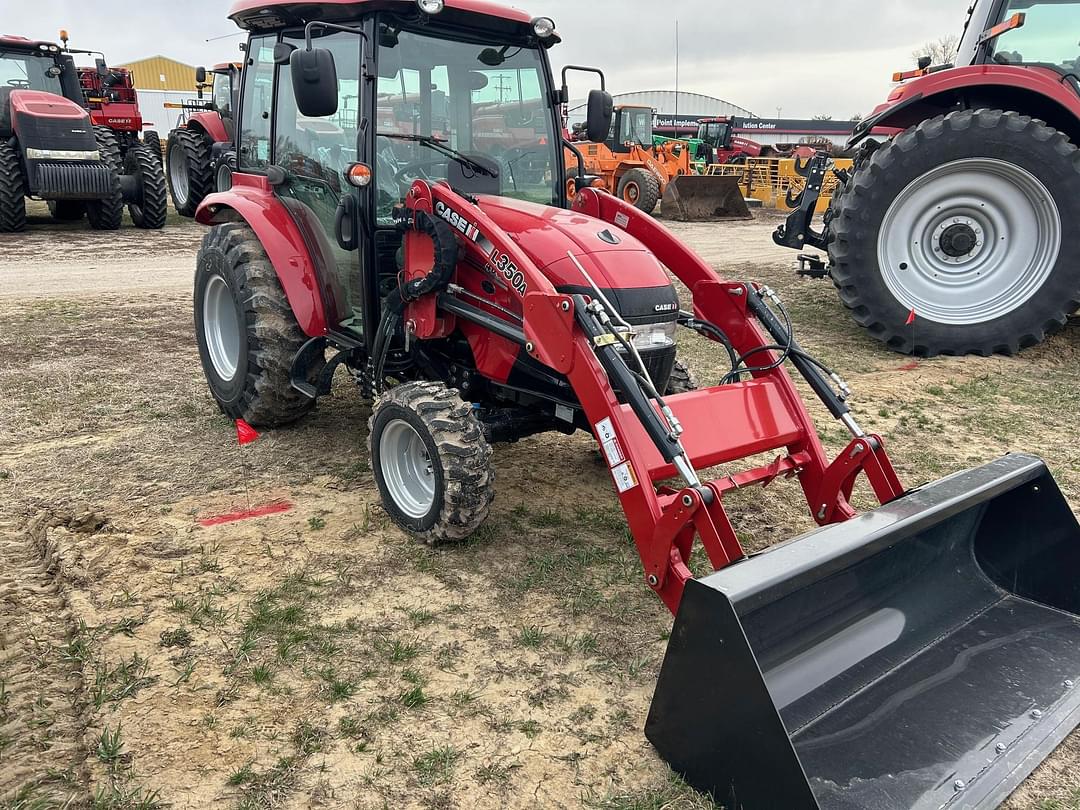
[614,212,631,229]
[611,462,639,493]
[595,418,625,467]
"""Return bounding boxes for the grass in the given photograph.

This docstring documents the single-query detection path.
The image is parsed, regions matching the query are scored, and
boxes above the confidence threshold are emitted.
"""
[413,745,462,786]
[89,653,158,709]
[96,724,125,765]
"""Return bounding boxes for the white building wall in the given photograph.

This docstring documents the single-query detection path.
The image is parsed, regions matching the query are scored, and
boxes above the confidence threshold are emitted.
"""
[133,89,197,134]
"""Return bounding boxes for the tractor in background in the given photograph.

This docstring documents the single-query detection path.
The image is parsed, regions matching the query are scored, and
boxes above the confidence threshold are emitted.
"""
[189,1,1080,807]
[567,104,749,220]
[166,63,240,217]
[775,0,1080,356]
[0,33,167,231]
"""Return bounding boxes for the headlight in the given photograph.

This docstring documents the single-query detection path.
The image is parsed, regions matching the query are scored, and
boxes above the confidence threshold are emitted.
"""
[532,17,556,38]
[417,0,445,13]
[617,321,677,352]
[25,148,101,161]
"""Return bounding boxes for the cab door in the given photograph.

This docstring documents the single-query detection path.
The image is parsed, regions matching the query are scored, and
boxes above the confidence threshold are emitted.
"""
[272,31,365,337]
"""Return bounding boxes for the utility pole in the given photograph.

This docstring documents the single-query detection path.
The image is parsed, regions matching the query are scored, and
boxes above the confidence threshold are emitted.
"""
[674,20,680,134]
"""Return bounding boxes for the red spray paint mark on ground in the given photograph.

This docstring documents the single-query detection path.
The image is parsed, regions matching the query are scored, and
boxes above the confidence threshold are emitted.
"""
[198,501,293,527]
[896,362,920,372]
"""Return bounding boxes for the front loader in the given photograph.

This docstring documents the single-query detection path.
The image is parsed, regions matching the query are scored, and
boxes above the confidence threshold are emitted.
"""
[191,2,1080,807]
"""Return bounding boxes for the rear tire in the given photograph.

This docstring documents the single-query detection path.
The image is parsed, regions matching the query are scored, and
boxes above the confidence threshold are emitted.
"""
[167,128,213,217]
[215,158,233,193]
[85,127,124,231]
[48,200,85,221]
[194,222,322,427]
[125,145,168,229]
[0,140,26,233]
[829,109,1080,357]
[369,381,495,545]
[142,130,162,162]
[617,168,660,213]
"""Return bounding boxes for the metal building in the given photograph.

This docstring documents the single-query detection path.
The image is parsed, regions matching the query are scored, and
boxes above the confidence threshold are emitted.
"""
[567,90,754,133]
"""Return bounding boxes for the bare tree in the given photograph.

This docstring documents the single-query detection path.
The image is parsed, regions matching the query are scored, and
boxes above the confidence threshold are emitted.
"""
[812,114,833,121]
[912,35,960,66]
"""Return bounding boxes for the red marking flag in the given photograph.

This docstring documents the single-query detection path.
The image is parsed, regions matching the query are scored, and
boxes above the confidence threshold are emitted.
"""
[236,419,260,446]
[906,309,917,326]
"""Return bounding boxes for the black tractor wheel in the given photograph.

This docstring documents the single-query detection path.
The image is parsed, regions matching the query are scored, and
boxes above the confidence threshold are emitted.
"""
[194,222,323,427]
[369,381,495,545]
[0,140,27,233]
[47,200,86,221]
[665,360,698,395]
[829,109,1080,357]
[617,168,661,214]
[142,130,163,162]
[125,145,168,229]
[85,126,124,231]
[167,128,213,217]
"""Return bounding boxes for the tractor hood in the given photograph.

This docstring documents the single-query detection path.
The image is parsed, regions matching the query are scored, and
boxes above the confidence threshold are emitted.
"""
[476,195,680,321]
[9,89,98,152]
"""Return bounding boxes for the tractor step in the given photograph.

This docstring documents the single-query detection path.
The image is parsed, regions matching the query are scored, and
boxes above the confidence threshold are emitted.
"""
[647,454,1080,810]
[290,338,347,400]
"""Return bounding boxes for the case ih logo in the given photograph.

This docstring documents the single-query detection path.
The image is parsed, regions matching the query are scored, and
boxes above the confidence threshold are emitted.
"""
[434,201,481,242]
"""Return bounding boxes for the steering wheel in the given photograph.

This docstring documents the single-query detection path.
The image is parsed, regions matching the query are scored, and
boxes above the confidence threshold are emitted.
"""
[6,80,31,88]
[501,144,546,186]
[394,158,446,187]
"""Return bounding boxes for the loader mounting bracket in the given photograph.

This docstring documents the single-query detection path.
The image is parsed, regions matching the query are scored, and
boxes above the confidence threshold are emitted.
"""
[772,152,833,252]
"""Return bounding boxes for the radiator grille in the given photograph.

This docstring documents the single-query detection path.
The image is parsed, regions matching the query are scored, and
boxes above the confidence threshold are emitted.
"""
[33,162,116,199]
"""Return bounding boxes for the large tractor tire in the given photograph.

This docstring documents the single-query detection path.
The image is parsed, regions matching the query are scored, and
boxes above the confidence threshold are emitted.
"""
[142,130,163,162]
[195,222,323,427]
[369,381,495,545]
[124,145,168,230]
[665,360,698,395]
[829,109,1080,356]
[85,126,124,231]
[167,128,213,218]
[48,200,85,221]
[617,168,660,214]
[0,140,27,233]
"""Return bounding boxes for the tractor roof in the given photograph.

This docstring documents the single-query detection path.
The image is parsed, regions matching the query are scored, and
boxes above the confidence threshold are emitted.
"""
[0,35,62,53]
[228,0,533,29]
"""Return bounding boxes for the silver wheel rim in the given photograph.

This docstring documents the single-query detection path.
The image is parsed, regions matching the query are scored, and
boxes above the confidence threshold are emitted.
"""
[379,419,436,519]
[216,164,232,192]
[203,275,241,382]
[878,157,1061,325]
[169,146,190,206]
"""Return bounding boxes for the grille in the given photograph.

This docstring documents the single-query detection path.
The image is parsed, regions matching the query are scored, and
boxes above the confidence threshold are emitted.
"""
[613,344,677,399]
[33,161,115,199]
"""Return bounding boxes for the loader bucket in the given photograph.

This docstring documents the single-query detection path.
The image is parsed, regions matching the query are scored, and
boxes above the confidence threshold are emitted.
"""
[660,175,753,221]
[647,454,1080,810]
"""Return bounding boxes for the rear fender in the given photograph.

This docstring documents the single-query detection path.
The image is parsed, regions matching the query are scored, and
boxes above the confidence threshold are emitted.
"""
[195,174,328,337]
[857,64,1080,145]
[188,111,230,145]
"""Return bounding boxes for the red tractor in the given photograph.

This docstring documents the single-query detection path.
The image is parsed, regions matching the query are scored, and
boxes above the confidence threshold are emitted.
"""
[190,1,1080,807]
[0,34,167,231]
[166,63,240,217]
[776,0,1080,356]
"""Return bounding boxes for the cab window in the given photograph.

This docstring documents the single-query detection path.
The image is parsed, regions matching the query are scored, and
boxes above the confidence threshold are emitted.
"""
[992,1,1080,70]
[238,35,275,170]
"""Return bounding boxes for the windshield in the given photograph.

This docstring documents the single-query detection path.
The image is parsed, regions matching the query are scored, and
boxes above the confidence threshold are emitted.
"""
[0,50,63,94]
[615,108,652,146]
[375,24,559,224]
[698,121,730,147]
[989,0,1080,70]
[212,70,233,117]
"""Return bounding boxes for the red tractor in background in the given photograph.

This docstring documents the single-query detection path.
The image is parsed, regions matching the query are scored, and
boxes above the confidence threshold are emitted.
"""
[0,33,167,231]
[187,1,1080,807]
[776,0,1080,357]
[166,63,240,217]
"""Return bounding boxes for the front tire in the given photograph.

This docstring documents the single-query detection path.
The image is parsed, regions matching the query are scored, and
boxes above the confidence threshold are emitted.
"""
[665,360,698,395]
[829,109,1080,356]
[194,223,322,427]
[85,127,124,231]
[369,382,495,545]
[167,128,213,217]
[142,130,162,162]
[617,168,660,214]
[125,145,169,229]
[0,141,27,233]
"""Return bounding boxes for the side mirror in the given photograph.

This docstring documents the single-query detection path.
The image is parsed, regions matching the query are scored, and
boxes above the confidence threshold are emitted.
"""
[290,47,338,118]
[95,58,108,77]
[586,89,613,143]
[273,42,296,66]
[195,66,207,84]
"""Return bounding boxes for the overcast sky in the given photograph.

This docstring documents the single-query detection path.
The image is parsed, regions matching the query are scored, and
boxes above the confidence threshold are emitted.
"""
[5,0,972,118]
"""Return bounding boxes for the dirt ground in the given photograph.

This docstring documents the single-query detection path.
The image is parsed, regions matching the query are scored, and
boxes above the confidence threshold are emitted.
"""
[1,202,1079,810]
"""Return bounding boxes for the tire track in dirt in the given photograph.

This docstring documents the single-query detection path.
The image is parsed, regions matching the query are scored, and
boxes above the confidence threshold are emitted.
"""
[0,512,93,804]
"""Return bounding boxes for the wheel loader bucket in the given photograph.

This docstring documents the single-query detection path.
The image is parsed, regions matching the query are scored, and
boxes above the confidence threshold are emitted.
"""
[647,454,1080,810]
[660,175,753,221]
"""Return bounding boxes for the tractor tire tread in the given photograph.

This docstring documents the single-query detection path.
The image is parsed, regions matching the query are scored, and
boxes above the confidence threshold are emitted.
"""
[618,168,661,214]
[369,381,495,546]
[168,128,214,217]
[127,144,168,229]
[665,360,698,395]
[85,126,124,231]
[0,140,26,233]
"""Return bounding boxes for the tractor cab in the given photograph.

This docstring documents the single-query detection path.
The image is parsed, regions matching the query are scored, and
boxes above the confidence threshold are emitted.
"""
[0,36,83,103]
[606,104,654,153]
[956,0,1080,75]
[696,117,733,150]
[199,63,241,127]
